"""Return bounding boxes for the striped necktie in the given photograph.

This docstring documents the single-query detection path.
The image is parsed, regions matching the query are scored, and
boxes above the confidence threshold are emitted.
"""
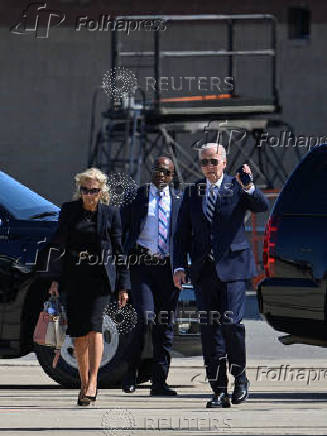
[205,185,218,224]
[205,185,218,259]
[158,191,169,256]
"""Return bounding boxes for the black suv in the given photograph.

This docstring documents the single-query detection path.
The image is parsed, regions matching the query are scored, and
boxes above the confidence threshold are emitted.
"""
[258,143,327,345]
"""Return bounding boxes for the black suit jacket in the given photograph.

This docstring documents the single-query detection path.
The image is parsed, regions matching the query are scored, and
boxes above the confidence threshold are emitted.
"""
[120,184,182,270]
[35,198,130,292]
[173,175,269,284]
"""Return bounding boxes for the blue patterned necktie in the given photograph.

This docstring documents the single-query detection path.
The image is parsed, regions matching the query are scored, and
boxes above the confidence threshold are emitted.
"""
[158,191,169,256]
[205,185,218,224]
[205,185,218,258]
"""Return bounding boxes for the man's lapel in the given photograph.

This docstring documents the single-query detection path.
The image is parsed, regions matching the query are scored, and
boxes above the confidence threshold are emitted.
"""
[215,174,233,213]
[168,186,181,236]
[215,173,226,212]
[139,185,150,232]
[195,178,210,225]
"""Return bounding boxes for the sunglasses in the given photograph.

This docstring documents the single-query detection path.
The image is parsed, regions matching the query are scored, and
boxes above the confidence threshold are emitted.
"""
[153,167,173,177]
[80,186,101,195]
[200,158,220,167]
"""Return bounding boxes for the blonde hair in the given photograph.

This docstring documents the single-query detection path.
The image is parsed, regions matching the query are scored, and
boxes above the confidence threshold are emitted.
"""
[72,167,110,205]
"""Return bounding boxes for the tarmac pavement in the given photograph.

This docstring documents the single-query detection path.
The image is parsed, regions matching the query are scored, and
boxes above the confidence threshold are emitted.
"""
[1,353,327,435]
[1,299,327,436]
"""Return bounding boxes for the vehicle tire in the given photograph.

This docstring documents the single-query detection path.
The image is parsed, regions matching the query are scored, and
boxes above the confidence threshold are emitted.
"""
[34,313,151,388]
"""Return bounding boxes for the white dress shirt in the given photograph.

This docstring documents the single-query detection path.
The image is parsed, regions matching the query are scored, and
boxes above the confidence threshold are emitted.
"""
[137,183,171,256]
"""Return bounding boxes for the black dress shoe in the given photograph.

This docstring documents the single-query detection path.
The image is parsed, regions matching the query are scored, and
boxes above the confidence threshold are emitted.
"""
[231,378,250,404]
[150,383,177,397]
[122,384,136,393]
[122,368,136,394]
[206,392,231,408]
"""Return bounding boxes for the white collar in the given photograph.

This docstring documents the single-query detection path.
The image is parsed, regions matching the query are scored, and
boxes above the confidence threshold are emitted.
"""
[150,182,170,196]
[206,173,224,189]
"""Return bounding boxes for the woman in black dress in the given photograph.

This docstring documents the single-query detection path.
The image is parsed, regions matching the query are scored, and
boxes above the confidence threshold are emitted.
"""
[46,167,130,406]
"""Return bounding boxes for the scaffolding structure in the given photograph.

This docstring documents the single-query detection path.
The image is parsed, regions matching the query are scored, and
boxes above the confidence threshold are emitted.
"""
[88,14,303,189]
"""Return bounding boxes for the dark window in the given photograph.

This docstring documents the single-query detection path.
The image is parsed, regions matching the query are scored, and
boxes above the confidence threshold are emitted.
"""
[277,148,327,215]
[0,172,59,220]
[288,7,311,40]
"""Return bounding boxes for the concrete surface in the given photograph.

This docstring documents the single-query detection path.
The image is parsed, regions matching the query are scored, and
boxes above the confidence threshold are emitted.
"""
[1,355,327,435]
[1,314,327,435]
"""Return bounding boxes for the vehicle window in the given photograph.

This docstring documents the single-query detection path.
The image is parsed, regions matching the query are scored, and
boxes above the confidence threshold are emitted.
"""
[277,151,327,215]
[0,171,59,220]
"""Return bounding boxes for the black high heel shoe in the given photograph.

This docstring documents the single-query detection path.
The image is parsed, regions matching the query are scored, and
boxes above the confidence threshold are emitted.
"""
[85,388,98,402]
[77,387,91,406]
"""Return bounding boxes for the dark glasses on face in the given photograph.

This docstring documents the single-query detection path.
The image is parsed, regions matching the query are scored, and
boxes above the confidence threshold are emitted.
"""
[153,167,172,177]
[200,158,220,167]
[80,186,101,195]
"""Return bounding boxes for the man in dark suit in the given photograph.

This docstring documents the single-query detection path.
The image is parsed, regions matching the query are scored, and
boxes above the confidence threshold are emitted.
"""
[173,143,269,408]
[120,156,182,396]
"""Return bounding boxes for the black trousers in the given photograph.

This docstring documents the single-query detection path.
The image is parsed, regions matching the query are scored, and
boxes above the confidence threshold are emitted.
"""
[194,259,247,393]
[125,260,180,387]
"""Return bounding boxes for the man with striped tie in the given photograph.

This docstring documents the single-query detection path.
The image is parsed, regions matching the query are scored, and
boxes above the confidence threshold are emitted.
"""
[173,143,269,408]
[120,156,182,396]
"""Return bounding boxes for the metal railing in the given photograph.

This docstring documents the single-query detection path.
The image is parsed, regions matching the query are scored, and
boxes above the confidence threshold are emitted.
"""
[112,14,278,113]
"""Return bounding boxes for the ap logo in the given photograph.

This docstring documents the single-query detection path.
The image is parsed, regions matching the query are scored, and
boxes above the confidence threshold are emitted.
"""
[10,2,65,39]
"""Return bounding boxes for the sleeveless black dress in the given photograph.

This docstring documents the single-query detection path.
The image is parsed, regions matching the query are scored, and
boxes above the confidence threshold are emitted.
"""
[63,205,111,337]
